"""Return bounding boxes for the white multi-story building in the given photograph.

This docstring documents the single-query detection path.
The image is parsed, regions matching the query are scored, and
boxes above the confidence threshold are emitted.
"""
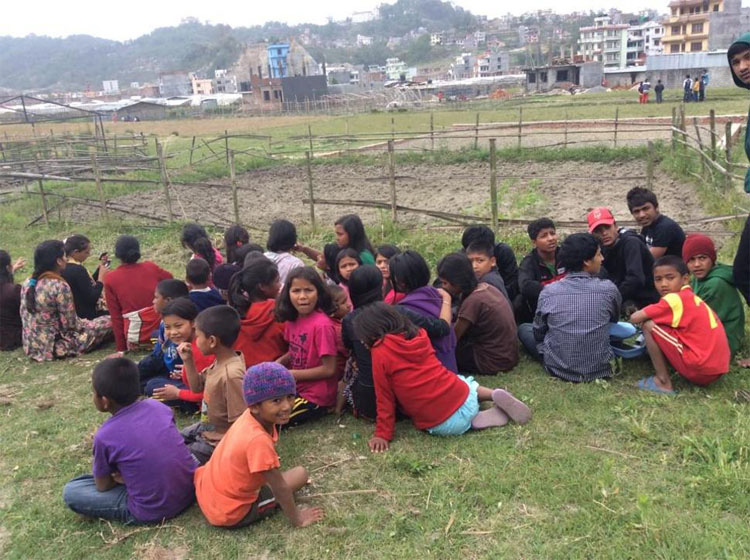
[102,80,119,94]
[356,34,373,46]
[449,53,475,79]
[578,16,629,68]
[385,58,407,81]
[629,21,665,56]
[473,51,508,77]
[214,69,238,93]
[430,32,444,45]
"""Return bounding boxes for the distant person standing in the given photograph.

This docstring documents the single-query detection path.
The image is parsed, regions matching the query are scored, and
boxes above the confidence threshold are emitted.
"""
[654,79,664,103]
[641,78,651,104]
[683,74,693,102]
[699,71,708,101]
[692,76,700,101]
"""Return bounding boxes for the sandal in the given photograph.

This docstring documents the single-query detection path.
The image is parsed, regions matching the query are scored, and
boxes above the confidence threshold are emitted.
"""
[637,376,677,395]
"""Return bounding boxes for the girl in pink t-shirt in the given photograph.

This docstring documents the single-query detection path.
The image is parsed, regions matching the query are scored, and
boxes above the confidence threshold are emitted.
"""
[275,267,340,426]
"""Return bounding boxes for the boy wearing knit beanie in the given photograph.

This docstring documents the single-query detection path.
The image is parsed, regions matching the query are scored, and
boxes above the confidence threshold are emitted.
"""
[683,234,745,356]
[194,362,324,528]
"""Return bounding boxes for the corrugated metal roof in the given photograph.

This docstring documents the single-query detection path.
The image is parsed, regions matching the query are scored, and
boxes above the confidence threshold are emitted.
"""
[646,50,728,70]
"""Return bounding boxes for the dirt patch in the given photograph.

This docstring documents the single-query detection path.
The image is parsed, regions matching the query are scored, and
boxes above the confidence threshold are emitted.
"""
[134,543,189,560]
[68,160,721,239]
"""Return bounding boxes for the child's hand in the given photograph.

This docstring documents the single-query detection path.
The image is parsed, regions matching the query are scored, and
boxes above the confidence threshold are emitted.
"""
[368,436,389,453]
[177,342,193,362]
[153,385,180,401]
[170,364,184,380]
[294,506,325,527]
[436,288,452,303]
[111,471,124,485]
[12,257,26,273]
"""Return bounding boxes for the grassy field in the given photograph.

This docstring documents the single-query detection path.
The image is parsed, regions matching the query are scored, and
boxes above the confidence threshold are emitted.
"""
[1,98,750,558]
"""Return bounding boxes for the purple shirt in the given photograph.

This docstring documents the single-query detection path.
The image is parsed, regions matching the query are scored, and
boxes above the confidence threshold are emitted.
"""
[92,399,198,522]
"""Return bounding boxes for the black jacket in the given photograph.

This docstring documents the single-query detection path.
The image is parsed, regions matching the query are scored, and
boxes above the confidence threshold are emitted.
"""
[61,262,106,320]
[601,228,659,308]
[733,215,750,305]
[494,242,519,301]
[518,247,566,314]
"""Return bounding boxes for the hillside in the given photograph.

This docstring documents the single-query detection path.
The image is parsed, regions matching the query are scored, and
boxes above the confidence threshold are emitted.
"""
[0,0,478,92]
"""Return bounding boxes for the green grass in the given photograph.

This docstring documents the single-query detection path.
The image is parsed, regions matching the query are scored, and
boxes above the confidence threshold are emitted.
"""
[2,101,750,558]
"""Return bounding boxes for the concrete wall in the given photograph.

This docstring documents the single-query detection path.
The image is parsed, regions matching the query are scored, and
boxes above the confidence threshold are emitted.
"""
[581,62,604,87]
[709,5,750,50]
[604,66,734,88]
[281,75,328,104]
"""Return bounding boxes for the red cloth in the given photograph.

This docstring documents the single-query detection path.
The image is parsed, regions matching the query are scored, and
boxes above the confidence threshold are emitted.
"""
[104,261,172,351]
[177,341,215,402]
[371,330,469,441]
[233,300,287,368]
[384,289,406,305]
[642,285,730,383]
[122,305,161,348]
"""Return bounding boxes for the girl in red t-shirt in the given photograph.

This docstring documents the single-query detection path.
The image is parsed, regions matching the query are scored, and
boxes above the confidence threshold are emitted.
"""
[353,302,532,453]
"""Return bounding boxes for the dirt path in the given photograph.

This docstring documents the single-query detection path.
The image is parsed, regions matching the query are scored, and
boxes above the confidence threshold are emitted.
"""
[69,159,723,241]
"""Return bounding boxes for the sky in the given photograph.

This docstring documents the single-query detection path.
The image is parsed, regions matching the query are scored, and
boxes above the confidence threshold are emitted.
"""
[2,0,678,42]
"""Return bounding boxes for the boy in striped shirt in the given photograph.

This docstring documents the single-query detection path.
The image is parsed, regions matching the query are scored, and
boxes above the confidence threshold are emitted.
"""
[630,255,730,394]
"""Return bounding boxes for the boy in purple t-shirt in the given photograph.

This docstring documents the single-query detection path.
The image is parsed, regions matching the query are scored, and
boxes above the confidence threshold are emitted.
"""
[63,358,197,524]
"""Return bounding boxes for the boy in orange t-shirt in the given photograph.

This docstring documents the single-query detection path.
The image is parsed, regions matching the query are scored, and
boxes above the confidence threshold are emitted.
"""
[630,256,730,394]
[194,362,324,528]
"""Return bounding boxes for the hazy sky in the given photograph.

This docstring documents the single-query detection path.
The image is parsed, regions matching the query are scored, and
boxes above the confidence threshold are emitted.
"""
[3,0,672,41]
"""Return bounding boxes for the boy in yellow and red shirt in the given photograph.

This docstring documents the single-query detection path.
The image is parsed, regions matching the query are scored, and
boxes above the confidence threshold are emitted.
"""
[630,255,730,394]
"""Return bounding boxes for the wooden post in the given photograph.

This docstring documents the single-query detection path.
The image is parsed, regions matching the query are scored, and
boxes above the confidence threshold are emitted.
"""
[345,119,350,153]
[229,150,240,224]
[709,109,717,161]
[33,152,49,226]
[474,113,479,150]
[517,107,523,148]
[679,104,686,153]
[564,112,568,148]
[387,140,397,223]
[646,140,655,190]
[693,117,707,176]
[430,112,435,151]
[613,108,619,148]
[89,147,108,218]
[391,117,395,142]
[671,107,677,152]
[489,138,498,231]
[225,130,229,166]
[305,151,316,231]
[725,120,733,189]
[308,124,314,158]
[113,134,118,156]
[189,136,196,166]
[0,141,5,162]
[155,140,174,222]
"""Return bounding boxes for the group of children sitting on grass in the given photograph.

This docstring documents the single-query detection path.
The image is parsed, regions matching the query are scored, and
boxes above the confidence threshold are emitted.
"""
[2,185,748,529]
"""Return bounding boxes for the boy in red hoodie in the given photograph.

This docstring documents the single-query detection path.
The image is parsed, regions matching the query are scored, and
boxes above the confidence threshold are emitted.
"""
[353,303,531,452]
[227,258,288,367]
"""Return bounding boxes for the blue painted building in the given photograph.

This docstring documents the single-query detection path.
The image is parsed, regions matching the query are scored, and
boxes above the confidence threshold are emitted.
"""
[268,43,290,79]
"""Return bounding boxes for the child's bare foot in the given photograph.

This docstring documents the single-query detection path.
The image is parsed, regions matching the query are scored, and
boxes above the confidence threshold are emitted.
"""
[492,389,532,424]
[471,406,509,430]
[737,358,750,368]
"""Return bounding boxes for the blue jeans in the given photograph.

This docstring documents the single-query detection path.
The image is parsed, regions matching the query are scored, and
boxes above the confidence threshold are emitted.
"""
[518,322,634,362]
[63,475,139,524]
[144,377,199,414]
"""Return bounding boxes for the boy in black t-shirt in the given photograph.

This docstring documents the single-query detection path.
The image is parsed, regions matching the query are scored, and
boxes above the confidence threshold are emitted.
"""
[626,187,685,259]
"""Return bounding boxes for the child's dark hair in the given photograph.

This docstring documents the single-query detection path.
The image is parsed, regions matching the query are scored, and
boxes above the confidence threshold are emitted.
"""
[275,266,334,321]
[559,233,599,272]
[162,297,199,321]
[224,225,250,265]
[328,284,346,303]
[237,243,265,267]
[156,278,189,300]
[267,219,298,253]
[465,240,494,258]
[25,240,64,313]
[196,305,241,347]
[376,244,400,260]
[63,234,90,257]
[335,248,362,286]
[181,223,209,249]
[191,238,216,270]
[353,302,419,347]
[389,250,431,294]
[653,255,689,276]
[527,218,555,241]
[323,243,342,283]
[92,358,140,407]
[461,225,495,249]
[348,265,384,308]
[0,250,13,285]
[186,258,211,285]
[626,187,659,211]
[228,258,280,316]
[436,252,478,299]
[114,235,140,264]
[334,214,374,256]
[729,42,750,59]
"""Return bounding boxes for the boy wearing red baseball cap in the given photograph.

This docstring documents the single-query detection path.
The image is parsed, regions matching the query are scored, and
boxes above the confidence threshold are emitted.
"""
[587,207,659,311]
[683,233,745,355]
